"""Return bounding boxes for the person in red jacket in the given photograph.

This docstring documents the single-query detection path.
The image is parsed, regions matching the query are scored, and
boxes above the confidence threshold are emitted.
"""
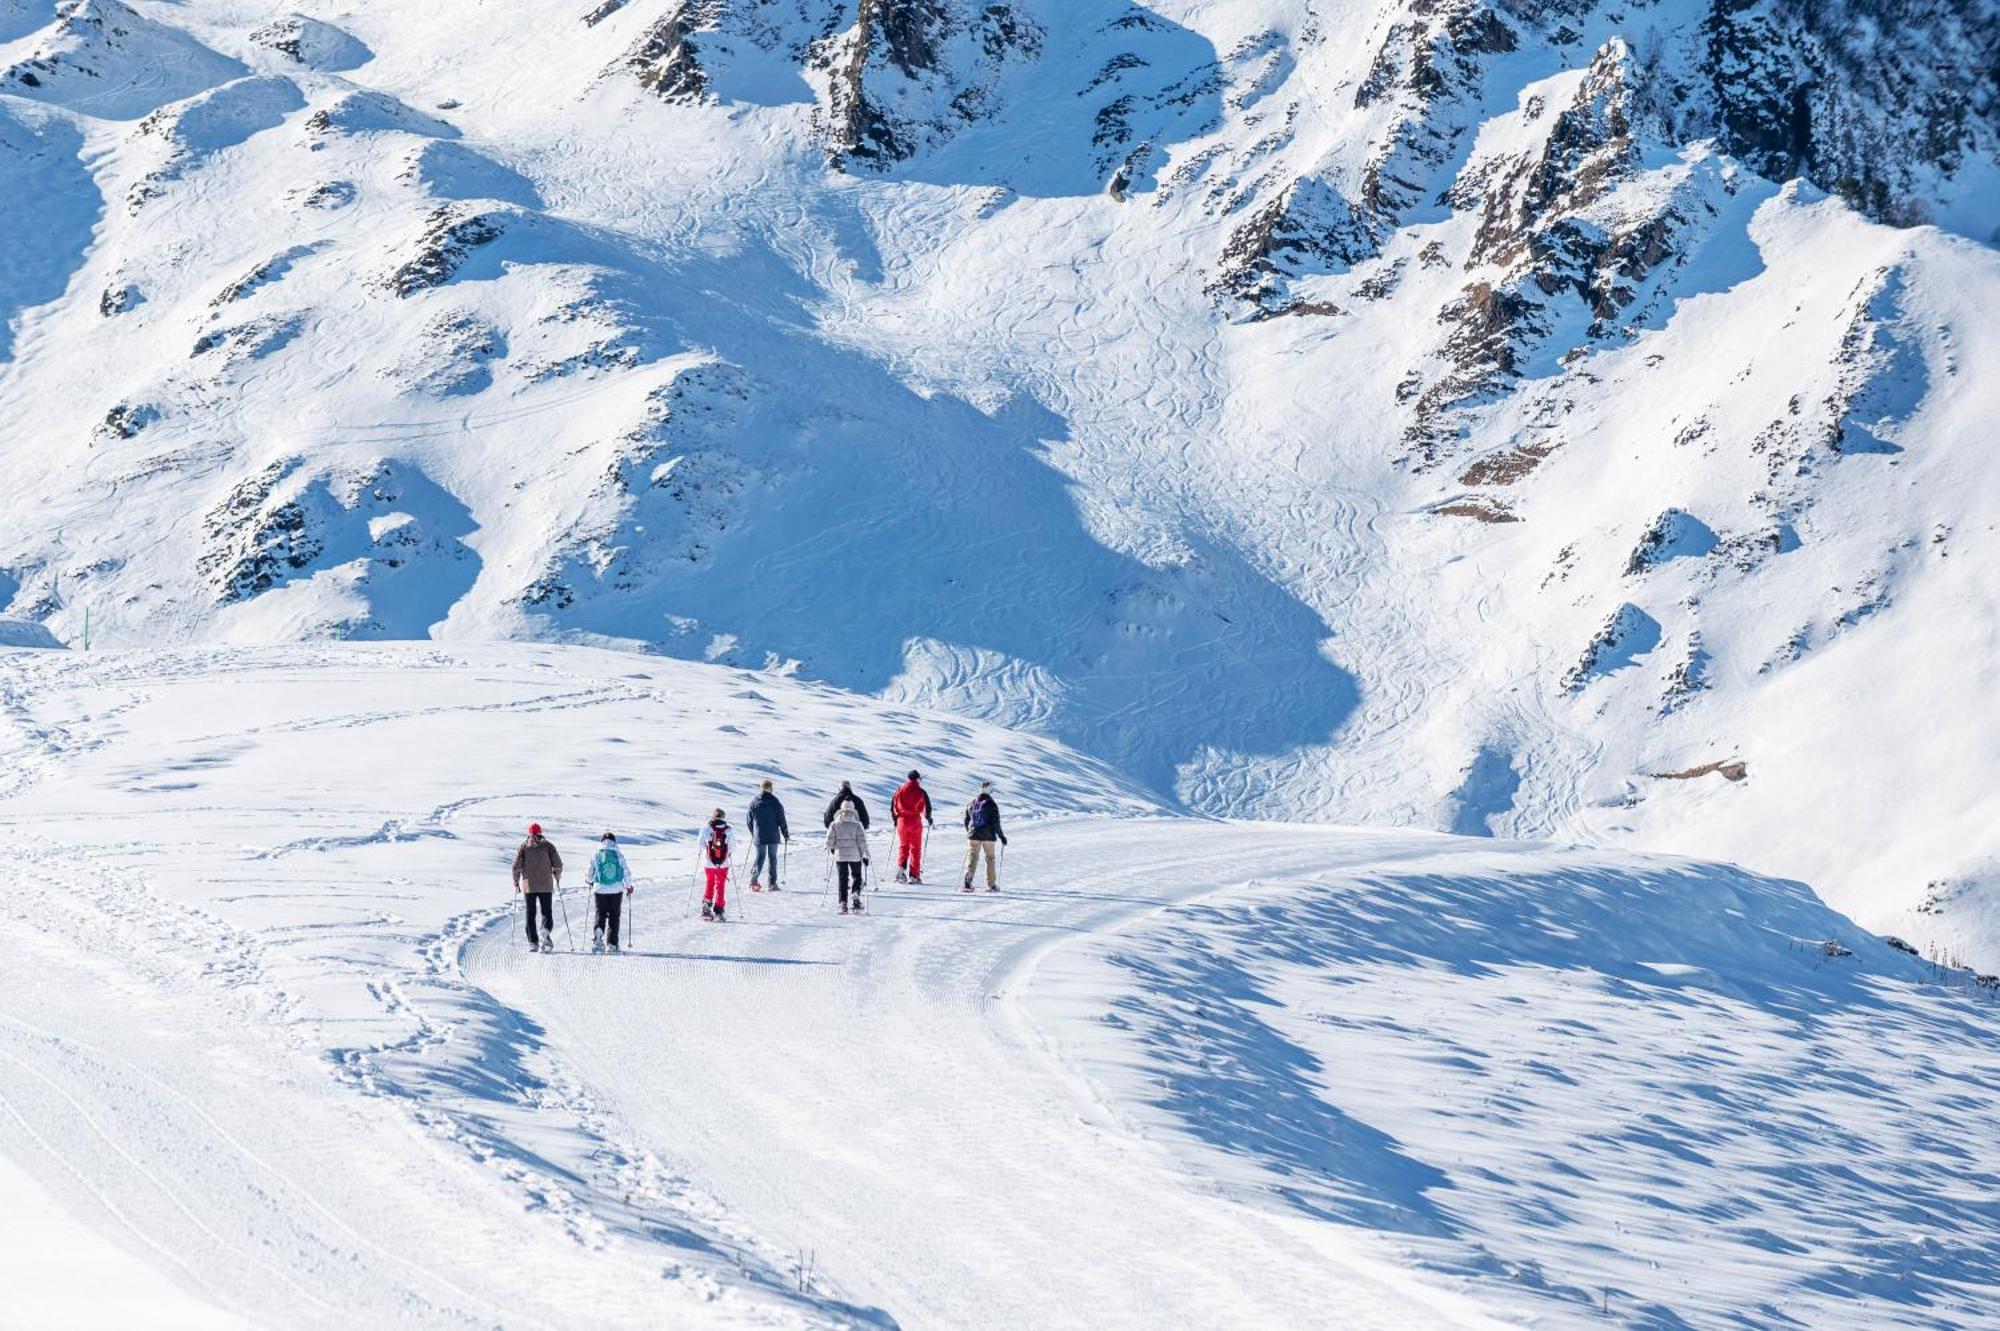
[890,769,934,884]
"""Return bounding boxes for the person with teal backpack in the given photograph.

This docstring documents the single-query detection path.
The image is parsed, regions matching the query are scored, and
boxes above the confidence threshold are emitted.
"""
[586,831,634,952]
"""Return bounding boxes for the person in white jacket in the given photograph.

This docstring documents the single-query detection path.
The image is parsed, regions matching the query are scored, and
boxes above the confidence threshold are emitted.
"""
[825,804,869,914]
[585,832,634,951]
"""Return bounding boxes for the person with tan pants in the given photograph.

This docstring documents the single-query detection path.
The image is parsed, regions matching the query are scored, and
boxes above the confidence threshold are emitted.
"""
[960,783,1007,893]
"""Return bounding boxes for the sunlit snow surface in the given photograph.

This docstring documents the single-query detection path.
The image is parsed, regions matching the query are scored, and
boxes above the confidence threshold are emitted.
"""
[0,644,1995,1327]
[0,0,1993,970]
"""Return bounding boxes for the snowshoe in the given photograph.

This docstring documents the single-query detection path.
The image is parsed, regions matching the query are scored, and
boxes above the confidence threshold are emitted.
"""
[986,885,1000,894]
[961,880,974,893]
[768,884,782,892]
[750,880,764,892]
[712,908,727,923]
[851,897,865,913]
[908,873,923,886]
[839,904,850,916]
[700,902,715,921]
[895,869,909,884]
[541,939,555,953]
[607,943,620,954]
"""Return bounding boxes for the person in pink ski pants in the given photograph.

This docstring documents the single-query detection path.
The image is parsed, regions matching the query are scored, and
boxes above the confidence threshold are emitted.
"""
[701,809,732,921]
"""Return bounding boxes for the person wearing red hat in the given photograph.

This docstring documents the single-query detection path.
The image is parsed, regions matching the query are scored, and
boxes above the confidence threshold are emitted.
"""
[512,822,564,952]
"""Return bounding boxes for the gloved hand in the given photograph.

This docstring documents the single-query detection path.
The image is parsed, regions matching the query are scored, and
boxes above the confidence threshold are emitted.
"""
[1000,835,1009,846]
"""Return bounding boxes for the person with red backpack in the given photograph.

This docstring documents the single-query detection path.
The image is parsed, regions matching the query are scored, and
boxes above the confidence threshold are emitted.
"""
[890,769,934,884]
[700,809,732,922]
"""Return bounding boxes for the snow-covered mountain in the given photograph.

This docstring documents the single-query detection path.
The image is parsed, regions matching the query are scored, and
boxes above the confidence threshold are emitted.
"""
[1,0,1996,962]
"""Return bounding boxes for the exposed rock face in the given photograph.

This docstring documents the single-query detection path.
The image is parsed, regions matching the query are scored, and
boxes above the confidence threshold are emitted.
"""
[1699,0,1999,227]
[1215,177,1376,315]
[1563,602,1662,692]
[198,460,321,604]
[384,206,509,297]
[821,0,1043,167]
[249,13,368,70]
[627,0,722,101]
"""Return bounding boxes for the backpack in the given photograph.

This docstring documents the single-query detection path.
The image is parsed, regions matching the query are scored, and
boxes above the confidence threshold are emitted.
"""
[969,797,995,835]
[593,847,625,886]
[705,824,730,865]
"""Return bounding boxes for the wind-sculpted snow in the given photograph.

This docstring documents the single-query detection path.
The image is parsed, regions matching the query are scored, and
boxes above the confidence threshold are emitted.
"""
[1040,848,2000,1325]
[0,99,93,362]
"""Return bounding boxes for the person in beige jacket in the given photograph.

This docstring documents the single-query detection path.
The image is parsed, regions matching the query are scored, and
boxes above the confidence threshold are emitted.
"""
[825,804,870,914]
[512,822,564,952]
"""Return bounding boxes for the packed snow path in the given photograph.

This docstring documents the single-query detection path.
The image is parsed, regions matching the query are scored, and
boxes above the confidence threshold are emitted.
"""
[3,645,1997,1327]
[467,821,1497,1330]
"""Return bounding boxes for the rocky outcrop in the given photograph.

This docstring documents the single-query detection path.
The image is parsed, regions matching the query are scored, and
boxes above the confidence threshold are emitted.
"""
[1562,603,1661,692]
[384,206,510,297]
[1213,176,1376,315]
[820,0,1043,167]
[1700,0,1998,226]
[249,14,368,70]
[627,0,722,101]
[1354,0,1517,222]
[198,460,320,604]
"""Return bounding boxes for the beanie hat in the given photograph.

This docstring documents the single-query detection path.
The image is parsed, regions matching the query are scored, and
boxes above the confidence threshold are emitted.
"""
[601,831,616,842]
[528,822,542,836]
[908,769,920,780]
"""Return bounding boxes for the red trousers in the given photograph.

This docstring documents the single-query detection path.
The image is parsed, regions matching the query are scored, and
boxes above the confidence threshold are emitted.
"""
[704,866,728,911]
[898,823,923,877]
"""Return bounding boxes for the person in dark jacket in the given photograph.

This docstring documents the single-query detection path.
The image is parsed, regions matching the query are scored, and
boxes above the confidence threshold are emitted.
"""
[823,780,870,829]
[512,822,564,951]
[890,770,933,884]
[747,779,789,891]
[961,784,1007,893]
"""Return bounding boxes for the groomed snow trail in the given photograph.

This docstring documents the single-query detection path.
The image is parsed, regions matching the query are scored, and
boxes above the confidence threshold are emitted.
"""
[466,819,1504,1330]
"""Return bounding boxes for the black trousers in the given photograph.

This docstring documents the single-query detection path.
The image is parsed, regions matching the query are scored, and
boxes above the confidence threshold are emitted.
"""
[837,861,864,905]
[523,891,553,945]
[592,892,623,946]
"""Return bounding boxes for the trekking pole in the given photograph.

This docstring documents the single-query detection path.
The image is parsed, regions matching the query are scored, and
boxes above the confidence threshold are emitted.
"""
[557,883,575,951]
[686,844,702,919]
[818,850,833,907]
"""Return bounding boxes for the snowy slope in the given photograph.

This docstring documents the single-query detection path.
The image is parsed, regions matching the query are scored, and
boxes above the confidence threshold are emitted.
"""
[1,644,1996,1327]
[0,1,1993,971]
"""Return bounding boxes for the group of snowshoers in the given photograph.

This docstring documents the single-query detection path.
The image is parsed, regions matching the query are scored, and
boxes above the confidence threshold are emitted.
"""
[510,772,1009,950]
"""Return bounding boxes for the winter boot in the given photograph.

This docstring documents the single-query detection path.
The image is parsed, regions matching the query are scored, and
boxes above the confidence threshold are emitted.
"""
[750,879,763,892]
[895,868,908,884]
[701,902,715,921]
[839,903,850,915]
[541,938,555,953]
[962,879,974,893]
[607,942,620,954]
[987,885,1000,893]
[712,907,727,923]
[909,873,923,886]
[851,896,864,913]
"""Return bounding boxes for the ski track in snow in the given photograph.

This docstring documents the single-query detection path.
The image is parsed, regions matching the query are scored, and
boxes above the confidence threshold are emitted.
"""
[2,645,1995,1327]
[464,820,1506,1330]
